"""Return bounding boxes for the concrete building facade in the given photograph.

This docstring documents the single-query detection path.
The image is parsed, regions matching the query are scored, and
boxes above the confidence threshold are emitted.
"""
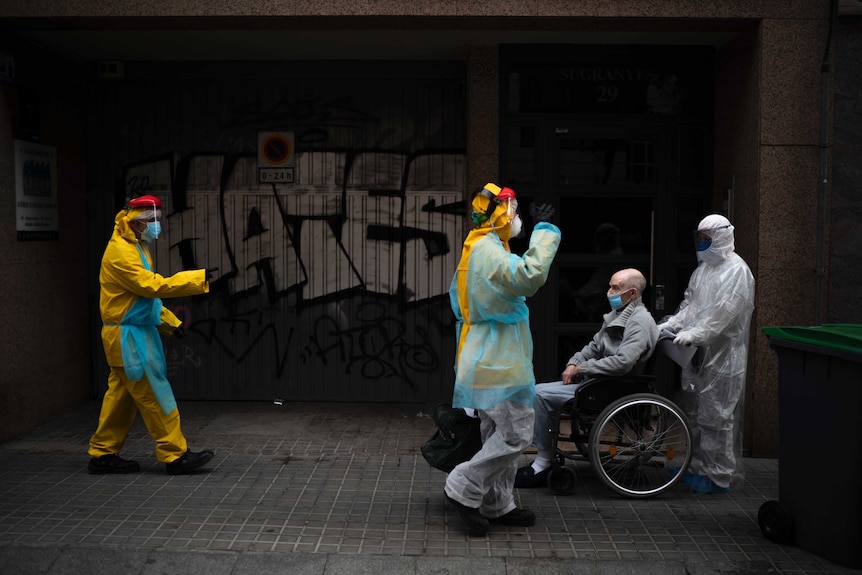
[1,0,860,459]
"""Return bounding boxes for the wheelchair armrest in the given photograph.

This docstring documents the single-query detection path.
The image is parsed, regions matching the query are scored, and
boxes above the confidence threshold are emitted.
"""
[573,374,656,413]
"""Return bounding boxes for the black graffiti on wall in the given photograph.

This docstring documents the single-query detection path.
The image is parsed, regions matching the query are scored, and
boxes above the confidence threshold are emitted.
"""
[125,146,464,383]
[302,300,439,384]
[165,296,441,385]
[86,75,469,400]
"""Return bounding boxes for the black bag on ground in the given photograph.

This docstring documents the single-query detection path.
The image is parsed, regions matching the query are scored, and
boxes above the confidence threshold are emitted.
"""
[421,404,482,472]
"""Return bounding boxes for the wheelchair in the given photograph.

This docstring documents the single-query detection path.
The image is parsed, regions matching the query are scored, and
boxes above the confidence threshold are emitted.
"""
[543,338,693,498]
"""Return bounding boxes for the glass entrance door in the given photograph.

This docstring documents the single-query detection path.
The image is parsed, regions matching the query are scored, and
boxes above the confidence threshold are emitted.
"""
[548,122,660,378]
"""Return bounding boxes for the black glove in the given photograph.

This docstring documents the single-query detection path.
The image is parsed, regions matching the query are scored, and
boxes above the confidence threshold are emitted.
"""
[530,202,555,224]
[174,326,186,339]
[205,267,219,282]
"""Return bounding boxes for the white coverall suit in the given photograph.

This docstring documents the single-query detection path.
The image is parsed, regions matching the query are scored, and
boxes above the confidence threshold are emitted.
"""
[444,189,561,519]
[661,214,755,489]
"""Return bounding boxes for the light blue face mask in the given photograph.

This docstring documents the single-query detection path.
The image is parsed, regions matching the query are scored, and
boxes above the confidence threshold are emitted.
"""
[142,221,161,241]
[607,288,632,311]
[697,239,712,252]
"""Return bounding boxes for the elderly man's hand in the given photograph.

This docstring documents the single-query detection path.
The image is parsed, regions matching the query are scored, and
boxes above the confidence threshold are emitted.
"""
[562,364,580,384]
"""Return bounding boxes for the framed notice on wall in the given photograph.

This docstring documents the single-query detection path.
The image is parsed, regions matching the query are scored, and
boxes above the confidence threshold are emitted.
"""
[14,139,58,241]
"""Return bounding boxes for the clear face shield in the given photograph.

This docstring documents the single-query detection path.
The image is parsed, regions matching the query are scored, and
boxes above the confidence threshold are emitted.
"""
[134,208,162,241]
[126,195,165,242]
[505,198,518,223]
[506,199,524,238]
[471,184,522,236]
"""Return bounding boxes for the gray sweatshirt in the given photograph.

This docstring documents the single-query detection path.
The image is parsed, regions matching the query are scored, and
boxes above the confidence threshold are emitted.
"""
[568,296,659,379]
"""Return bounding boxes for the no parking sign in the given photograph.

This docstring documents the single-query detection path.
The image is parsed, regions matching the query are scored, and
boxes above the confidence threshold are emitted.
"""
[257,132,295,184]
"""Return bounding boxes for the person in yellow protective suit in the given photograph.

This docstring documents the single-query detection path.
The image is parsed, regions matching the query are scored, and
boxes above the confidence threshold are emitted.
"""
[443,183,560,536]
[88,194,215,475]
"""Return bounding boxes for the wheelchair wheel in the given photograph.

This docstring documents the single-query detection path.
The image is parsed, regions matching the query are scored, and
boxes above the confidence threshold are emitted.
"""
[547,466,577,495]
[758,500,793,544]
[588,393,692,498]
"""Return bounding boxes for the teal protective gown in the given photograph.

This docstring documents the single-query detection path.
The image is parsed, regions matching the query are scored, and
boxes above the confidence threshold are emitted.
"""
[450,221,562,410]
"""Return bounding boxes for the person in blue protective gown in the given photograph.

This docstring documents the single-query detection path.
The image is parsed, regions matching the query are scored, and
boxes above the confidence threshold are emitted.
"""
[658,214,755,494]
[443,183,561,536]
[88,194,215,475]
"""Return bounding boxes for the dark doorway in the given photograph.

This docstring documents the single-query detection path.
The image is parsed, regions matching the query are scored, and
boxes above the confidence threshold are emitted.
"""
[500,45,714,386]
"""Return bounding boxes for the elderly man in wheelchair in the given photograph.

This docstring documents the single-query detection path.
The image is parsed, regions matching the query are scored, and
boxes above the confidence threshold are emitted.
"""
[515,268,693,498]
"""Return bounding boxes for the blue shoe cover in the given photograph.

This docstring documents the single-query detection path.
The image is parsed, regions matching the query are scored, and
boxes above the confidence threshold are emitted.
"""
[685,474,730,494]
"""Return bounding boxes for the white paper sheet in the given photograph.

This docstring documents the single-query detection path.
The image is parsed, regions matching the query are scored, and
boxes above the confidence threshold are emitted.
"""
[657,329,698,367]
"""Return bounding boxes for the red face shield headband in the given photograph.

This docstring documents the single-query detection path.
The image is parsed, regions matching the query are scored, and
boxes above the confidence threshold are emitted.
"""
[126,195,163,211]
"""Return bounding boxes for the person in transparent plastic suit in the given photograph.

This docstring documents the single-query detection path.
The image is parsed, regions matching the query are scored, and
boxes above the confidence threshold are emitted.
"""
[443,183,560,536]
[88,194,215,476]
[658,214,755,494]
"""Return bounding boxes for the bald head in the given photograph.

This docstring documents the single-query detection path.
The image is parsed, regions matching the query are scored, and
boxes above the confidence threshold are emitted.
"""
[609,268,646,298]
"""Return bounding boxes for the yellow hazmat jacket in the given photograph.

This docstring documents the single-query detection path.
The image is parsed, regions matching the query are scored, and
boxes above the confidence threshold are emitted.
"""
[99,209,209,367]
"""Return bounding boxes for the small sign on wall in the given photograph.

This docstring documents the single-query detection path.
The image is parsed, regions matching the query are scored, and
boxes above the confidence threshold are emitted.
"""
[257,131,295,184]
[14,139,58,241]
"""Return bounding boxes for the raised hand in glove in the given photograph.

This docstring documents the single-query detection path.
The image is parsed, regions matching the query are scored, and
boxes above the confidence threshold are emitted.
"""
[205,267,219,282]
[673,330,697,346]
[530,202,555,224]
[174,326,186,339]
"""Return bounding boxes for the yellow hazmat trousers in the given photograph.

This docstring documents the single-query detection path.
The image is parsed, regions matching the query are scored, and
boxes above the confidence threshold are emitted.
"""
[89,368,188,462]
[89,207,209,464]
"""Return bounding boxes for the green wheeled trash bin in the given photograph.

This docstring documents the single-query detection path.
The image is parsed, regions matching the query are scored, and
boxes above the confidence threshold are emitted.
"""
[760,324,862,569]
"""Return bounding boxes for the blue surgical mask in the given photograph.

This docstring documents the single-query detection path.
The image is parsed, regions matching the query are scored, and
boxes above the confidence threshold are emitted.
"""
[142,221,161,241]
[697,239,712,252]
[608,288,634,311]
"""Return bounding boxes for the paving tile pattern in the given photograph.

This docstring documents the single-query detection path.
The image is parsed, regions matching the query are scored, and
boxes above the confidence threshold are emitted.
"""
[0,401,857,574]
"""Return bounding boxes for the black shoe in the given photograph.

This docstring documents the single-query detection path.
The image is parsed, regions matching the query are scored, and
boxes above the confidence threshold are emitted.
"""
[165,449,214,475]
[490,507,536,526]
[88,454,141,475]
[445,493,489,536]
[514,465,550,488]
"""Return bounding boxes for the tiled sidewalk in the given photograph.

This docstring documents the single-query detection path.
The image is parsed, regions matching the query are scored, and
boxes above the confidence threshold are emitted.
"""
[0,401,856,574]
